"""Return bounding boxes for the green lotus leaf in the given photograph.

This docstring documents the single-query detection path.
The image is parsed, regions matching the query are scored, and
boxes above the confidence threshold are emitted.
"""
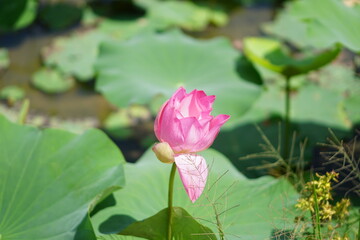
[39,3,83,30]
[213,65,357,177]
[145,1,228,31]
[120,207,216,240]
[98,18,156,41]
[243,37,340,78]
[31,68,75,93]
[0,48,10,69]
[91,148,299,240]
[263,6,335,50]
[344,94,360,124]
[42,31,106,81]
[97,235,141,240]
[290,0,360,52]
[264,0,360,52]
[0,0,37,32]
[96,30,261,127]
[0,115,125,240]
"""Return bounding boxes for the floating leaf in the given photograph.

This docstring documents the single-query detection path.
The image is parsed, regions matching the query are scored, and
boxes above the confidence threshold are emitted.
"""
[120,207,216,240]
[0,85,25,104]
[91,148,299,240]
[0,0,37,32]
[104,109,133,139]
[243,37,340,78]
[96,30,261,127]
[42,31,105,81]
[98,18,154,41]
[145,1,228,31]
[31,68,75,93]
[39,3,83,30]
[0,115,125,240]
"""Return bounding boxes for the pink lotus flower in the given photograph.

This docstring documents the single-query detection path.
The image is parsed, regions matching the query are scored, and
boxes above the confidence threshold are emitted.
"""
[152,87,230,202]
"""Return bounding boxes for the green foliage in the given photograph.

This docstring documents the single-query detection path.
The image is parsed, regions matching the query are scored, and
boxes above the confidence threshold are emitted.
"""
[39,3,83,30]
[91,148,299,240]
[0,48,10,69]
[97,18,154,41]
[243,37,340,78]
[0,85,25,104]
[213,64,358,177]
[0,115,125,240]
[264,0,360,52]
[103,105,151,139]
[120,207,216,240]
[42,31,106,81]
[96,30,261,127]
[144,0,228,31]
[31,68,75,94]
[0,0,37,32]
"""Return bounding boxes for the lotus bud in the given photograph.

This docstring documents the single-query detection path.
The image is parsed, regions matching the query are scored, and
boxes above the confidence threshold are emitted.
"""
[152,142,175,163]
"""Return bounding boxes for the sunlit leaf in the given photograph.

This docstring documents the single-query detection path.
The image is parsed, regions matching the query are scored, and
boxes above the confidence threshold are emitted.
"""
[0,0,37,32]
[133,0,227,31]
[0,115,125,240]
[96,30,261,127]
[31,68,75,94]
[243,37,340,78]
[264,0,360,52]
[91,148,299,240]
[0,85,25,104]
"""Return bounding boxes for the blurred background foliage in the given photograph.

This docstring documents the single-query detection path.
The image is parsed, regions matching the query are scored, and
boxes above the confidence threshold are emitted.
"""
[0,0,360,238]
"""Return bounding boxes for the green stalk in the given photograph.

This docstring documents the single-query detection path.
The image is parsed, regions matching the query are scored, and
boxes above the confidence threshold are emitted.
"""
[167,163,177,240]
[283,77,291,162]
[17,99,30,125]
[312,181,322,240]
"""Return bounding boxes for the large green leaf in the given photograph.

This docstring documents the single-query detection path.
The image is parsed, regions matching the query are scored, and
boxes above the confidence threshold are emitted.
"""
[91,148,299,240]
[120,207,216,240]
[0,115,125,240]
[212,64,357,177]
[96,30,261,127]
[290,0,360,52]
[264,0,360,52]
[243,37,340,78]
[0,0,37,32]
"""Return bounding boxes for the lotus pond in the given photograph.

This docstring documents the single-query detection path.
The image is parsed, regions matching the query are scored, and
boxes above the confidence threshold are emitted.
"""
[0,0,359,239]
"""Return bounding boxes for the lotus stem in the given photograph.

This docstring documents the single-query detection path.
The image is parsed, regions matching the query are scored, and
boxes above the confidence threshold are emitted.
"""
[168,163,177,240]
[18,99,29,125]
